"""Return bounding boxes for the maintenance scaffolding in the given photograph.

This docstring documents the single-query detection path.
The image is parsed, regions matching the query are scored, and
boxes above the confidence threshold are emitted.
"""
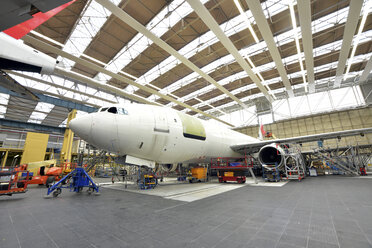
[283,144,306,181]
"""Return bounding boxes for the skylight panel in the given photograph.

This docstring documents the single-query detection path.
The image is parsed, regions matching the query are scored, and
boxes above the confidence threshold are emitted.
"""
[345,0,372,78]
[28,112,48,124]
[312,6,349,34]
[147,5,354,104]
[27,102,55,124]
[95,0,208,85]
[289,95,311,116]
[308,91,332,113]
[0,106,7,114]
[59,118,67,127]
[265,0,289,16]
[34,102,54,113]
[134,1,289,93]
[216,84,364,127]
[193,52,372,111]
[175,36,372,105]
[0,93,9,106]
[331,87,360,109]
[61,0,120,69]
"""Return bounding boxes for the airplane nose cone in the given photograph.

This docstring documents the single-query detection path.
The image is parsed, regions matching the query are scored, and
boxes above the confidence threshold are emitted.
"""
[69,115,92,140]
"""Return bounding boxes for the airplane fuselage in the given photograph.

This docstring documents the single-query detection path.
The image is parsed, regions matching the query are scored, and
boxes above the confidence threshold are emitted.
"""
[70,103,258,164]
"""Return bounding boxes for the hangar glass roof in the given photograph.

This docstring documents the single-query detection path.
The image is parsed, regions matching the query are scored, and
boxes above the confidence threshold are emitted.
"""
[1,0,372,129]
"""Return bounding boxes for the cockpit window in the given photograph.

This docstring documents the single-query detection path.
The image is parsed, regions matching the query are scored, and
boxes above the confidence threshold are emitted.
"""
[108,107,117,114]
[100,107,128,115]
[117,108,128,115]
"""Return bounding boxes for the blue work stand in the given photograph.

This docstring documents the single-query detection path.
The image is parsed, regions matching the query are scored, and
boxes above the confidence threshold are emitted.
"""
[47,167,99,197]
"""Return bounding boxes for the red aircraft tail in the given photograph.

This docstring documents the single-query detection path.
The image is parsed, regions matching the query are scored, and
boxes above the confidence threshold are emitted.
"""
[3,1,76,39]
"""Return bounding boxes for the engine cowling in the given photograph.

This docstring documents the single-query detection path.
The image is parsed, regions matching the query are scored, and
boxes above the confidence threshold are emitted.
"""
[159,163,178,172]
[258,143,285,169]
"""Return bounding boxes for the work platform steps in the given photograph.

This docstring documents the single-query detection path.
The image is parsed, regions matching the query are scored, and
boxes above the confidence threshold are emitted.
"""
[314,149,359,176]
[284,152,306,181]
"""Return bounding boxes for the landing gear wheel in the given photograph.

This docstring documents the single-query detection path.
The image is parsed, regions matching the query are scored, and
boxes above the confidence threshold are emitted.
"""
[46,176,55,188]
[53,188,61,197]
[17,182,24,188]
[87,188,93,194]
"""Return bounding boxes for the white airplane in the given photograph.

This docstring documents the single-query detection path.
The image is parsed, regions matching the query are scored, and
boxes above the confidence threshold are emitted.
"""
[69,102,372,169]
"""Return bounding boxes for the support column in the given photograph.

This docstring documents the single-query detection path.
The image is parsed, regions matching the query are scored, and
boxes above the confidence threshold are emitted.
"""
[61,109,77,163]
[1,150,8,167]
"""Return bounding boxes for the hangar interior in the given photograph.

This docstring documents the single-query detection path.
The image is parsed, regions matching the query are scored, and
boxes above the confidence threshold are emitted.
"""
[0,0,372,248]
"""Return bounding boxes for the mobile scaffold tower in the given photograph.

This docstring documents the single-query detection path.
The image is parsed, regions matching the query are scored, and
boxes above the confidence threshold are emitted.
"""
[283,144,306,181]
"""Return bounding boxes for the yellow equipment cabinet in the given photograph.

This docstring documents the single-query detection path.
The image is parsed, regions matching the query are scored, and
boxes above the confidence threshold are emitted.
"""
[188,167,207,183]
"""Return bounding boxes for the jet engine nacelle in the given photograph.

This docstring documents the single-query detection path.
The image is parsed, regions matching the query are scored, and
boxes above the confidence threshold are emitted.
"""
[0,33,56,74]
[258,143,285,168]
[159,163,178,172]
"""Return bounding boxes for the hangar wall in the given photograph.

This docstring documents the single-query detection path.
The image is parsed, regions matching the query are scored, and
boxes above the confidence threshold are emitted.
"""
[235,107,372,150]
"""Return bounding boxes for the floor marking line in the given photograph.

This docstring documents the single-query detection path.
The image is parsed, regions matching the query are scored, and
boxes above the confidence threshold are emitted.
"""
[154,202,189,213]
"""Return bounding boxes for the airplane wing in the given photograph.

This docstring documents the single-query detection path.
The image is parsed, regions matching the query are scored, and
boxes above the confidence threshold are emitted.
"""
[231,127,372,154]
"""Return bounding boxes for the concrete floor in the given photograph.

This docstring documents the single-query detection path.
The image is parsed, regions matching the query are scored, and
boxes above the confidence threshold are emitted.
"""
[1,176,372,248]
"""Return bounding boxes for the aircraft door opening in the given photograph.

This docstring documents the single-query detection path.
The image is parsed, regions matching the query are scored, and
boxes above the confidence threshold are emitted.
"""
[150,108,170,160]
[154,109,169,133]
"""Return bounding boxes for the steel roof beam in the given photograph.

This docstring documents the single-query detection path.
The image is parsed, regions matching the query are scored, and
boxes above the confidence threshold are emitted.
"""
[0,118,65,134]
[94,0,253,111]
[297,0,315,93]
[360,55,372,82]
[186,0,273,103]
[53,67,151,105]
[244,0,294,98]
[334,0,363,87]
[22,35,234,127]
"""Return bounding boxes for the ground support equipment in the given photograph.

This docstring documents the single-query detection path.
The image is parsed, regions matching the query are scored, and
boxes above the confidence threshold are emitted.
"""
[0,165,30,196]
[262,163,281,182]
[360,167,367,176]
[284,144,306,181]
[46,167,99,197]
[138,167,157,190]
[187,167,207,183]
[211,156,257,184]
